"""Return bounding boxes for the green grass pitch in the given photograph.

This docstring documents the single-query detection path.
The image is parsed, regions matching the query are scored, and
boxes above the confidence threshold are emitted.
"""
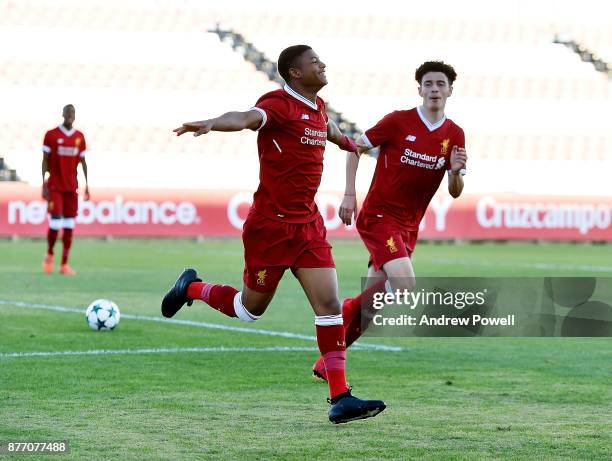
[1,239,611,460]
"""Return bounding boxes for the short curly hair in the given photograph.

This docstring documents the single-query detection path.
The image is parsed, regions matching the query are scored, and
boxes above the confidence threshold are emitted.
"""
[415,61,457,85]
[277,45,312,83]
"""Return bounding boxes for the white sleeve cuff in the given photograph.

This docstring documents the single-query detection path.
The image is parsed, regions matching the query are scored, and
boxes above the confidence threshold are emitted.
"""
[249,107,267,131]
[79,150,87,158]
[361,134,374,149]
[43,145,51,153]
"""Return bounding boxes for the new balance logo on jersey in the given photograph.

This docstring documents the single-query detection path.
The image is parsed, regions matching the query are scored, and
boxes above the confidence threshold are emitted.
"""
[405,135,416,141]
[301,114,310,120]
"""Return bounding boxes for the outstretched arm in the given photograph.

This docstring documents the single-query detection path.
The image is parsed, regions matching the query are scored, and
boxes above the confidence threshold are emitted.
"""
[174,110,263,137]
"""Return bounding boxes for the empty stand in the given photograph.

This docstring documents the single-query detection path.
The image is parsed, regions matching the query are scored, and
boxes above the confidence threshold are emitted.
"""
[0,0,609,195]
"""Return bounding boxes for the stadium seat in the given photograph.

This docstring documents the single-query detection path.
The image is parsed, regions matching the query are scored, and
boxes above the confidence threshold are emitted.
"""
[0,0,609,195]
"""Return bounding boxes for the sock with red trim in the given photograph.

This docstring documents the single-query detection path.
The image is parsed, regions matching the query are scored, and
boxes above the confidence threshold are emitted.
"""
[343,279,388,347]
[315,314,349,399]
[187,282,260,322]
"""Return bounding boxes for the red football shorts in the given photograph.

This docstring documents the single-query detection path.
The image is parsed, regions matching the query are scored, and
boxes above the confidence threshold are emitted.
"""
[242,209,335,293]
[356,211,418,271]
[47,189,78,218]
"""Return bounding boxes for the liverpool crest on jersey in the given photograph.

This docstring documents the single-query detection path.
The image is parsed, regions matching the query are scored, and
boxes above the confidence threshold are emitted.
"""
[440,138,450,155]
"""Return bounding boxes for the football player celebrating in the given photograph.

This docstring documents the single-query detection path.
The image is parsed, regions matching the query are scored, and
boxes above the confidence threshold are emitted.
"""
[42,104,89,275]
[162,45,386,424]
[312,61,467,381]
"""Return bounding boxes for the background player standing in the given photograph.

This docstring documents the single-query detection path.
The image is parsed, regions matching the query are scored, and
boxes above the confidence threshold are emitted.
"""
[312,61,468,380]
[42,104,89,275]
[162,45,385,424]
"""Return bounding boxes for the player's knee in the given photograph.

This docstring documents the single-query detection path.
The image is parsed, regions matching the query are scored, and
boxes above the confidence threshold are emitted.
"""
[387,275,416,292]
[49,215,63,230]
[62,217,76,229]
[316,297,341,316]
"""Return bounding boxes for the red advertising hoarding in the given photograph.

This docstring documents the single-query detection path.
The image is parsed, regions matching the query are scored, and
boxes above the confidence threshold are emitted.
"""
[1,183,610,240]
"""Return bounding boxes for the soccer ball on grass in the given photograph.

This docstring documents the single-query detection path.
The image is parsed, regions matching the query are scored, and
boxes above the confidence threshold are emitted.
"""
[85,299,121,331]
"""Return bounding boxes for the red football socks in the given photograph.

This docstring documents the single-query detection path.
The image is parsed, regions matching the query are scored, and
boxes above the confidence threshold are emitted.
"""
[343,279,387,346]
[61,228,73,264]
[187,282,238,318]
[315,320,349,399]
[47,229,58,255]
[341,298,363,348]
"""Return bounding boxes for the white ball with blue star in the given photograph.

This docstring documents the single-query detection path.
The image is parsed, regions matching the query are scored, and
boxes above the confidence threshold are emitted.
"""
[85,299,121,331]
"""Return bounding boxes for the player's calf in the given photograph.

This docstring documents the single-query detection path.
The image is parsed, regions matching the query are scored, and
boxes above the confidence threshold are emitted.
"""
[312,355,327,382]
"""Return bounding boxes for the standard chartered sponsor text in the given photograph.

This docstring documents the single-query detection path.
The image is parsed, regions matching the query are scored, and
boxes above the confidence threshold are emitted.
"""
[300,127,327,146]
[400,148,441,169]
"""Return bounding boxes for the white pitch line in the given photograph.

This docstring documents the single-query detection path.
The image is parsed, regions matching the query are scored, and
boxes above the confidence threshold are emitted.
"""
[0,346,320,359]
[0,300,406,352]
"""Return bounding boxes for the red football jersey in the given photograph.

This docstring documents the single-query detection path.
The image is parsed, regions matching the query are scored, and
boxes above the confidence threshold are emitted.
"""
[361,107,465,230]
[43,125,87,192]
[250,84,329,223]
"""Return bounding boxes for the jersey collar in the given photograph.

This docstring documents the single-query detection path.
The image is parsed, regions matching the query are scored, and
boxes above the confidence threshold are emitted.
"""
[283,84,318,110]
[416,106,446,132]
[58,124,76,137]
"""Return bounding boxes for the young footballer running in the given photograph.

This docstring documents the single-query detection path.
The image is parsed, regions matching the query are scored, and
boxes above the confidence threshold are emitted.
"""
[162,45,386,424]
[312,61,468,381]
